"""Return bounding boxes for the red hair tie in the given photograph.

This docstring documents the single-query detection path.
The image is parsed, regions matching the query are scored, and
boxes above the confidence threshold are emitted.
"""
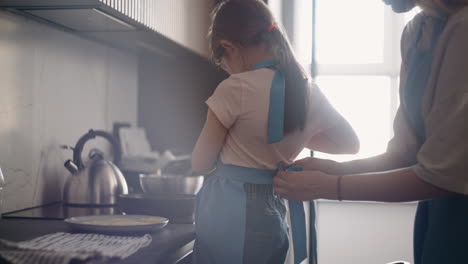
[268,24,277,32]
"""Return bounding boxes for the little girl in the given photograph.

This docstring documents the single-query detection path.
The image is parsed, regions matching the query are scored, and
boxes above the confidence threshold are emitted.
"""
[191,1,359,263]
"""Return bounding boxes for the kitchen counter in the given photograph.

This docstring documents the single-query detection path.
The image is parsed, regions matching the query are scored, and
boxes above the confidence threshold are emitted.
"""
[0,207,195,264]
[2,202,125,220]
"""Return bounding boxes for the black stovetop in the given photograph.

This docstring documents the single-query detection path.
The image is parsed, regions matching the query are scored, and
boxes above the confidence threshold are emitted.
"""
[3,202,124,220]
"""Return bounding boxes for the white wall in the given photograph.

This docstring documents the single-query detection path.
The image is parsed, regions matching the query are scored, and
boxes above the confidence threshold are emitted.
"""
[0,10,138,212]
[316,201,417,264]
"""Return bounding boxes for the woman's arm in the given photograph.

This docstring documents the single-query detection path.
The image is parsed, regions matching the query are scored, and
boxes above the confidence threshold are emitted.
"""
[273,167,452,202]
[191,109,228,175]
[299,105,419,175]
[295,149,415,176]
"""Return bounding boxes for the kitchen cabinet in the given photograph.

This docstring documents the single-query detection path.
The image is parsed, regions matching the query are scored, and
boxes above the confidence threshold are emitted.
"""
[0,0,212,58]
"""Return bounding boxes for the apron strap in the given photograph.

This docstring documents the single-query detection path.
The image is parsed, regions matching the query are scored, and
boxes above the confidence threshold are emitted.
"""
[281,165,308,264]
[252,60,306,262]
[251,60,285,144]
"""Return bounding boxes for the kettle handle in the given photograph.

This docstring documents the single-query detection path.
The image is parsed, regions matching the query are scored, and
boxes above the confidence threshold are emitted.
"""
[73,129,122,170]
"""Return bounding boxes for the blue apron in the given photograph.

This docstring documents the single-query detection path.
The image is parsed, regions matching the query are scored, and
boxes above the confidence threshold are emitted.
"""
[404,15,468,264]
[193,60,307,264]
[194,163,289,264]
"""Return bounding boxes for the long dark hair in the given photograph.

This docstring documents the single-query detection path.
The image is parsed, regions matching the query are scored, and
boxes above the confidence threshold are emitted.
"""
[209,0,310,134]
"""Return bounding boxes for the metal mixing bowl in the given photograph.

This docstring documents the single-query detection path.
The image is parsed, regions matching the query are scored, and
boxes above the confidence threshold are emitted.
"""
[139,173,204,195]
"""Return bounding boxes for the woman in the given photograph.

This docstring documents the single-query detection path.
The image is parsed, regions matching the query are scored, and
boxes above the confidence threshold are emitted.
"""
[273,0,468,263]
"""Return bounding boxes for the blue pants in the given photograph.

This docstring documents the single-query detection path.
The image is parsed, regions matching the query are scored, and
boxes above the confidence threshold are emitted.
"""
[414,195,468,263]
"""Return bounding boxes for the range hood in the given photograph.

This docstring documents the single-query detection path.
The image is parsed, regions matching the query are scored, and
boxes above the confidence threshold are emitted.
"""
[25,8,135,31]
[0,0,200,58]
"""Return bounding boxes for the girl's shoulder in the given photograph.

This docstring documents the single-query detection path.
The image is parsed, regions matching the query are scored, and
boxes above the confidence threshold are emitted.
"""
[217,74,244,90]
[231,68,275,86]
[212,75,245,104]
[217,68,272,87]
[223,68,276,95]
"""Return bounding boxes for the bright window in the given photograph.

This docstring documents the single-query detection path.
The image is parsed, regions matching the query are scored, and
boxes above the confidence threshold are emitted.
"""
[315,75,392,160]
[270,0,420,162]
[314,0,409,161]
[316,0,385,65]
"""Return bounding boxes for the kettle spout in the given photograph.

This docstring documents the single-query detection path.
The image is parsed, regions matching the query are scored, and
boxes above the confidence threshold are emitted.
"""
[64,160,79,174]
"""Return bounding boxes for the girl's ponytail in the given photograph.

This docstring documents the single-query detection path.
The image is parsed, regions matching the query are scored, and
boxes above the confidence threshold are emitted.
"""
[210,0,310,134]
[268,25,309,134]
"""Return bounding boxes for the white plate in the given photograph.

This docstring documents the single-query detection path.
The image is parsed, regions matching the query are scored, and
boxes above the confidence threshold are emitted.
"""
[64,215,169,234]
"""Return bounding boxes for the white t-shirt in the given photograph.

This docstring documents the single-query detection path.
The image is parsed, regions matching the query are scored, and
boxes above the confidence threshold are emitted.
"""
[387,8,468,194]
[206,67,343,170]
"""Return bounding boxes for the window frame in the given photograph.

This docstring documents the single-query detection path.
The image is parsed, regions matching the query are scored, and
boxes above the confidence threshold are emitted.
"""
[271,0,412,160]
[313,1,408,159]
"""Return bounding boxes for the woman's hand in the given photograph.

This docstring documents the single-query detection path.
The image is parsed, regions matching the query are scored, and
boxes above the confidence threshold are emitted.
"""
[293,157,338,174]
[273,170,339,201]
[274,167,452,203]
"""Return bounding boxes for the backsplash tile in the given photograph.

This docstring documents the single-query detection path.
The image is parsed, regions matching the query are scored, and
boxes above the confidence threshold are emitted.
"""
[0,10,138,212]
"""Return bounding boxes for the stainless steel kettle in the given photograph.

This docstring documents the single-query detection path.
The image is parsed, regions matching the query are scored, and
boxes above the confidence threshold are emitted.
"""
[63,129,128,206]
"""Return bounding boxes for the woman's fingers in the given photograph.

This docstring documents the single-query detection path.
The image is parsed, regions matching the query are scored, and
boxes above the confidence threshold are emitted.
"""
[274,170,336,201]
[274,170,310,201]
[274,187,288,197]
[273,171,295,199]
[273,172,291,189]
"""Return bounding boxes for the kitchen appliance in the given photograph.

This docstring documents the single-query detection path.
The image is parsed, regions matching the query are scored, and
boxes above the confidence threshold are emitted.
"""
[118,127,160,174]
[115,125,195,193]
[0,1,199,63]
[117,193,196,224]
[139,156,203,196]
[139,172,203,196]
[63,129,128,206]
